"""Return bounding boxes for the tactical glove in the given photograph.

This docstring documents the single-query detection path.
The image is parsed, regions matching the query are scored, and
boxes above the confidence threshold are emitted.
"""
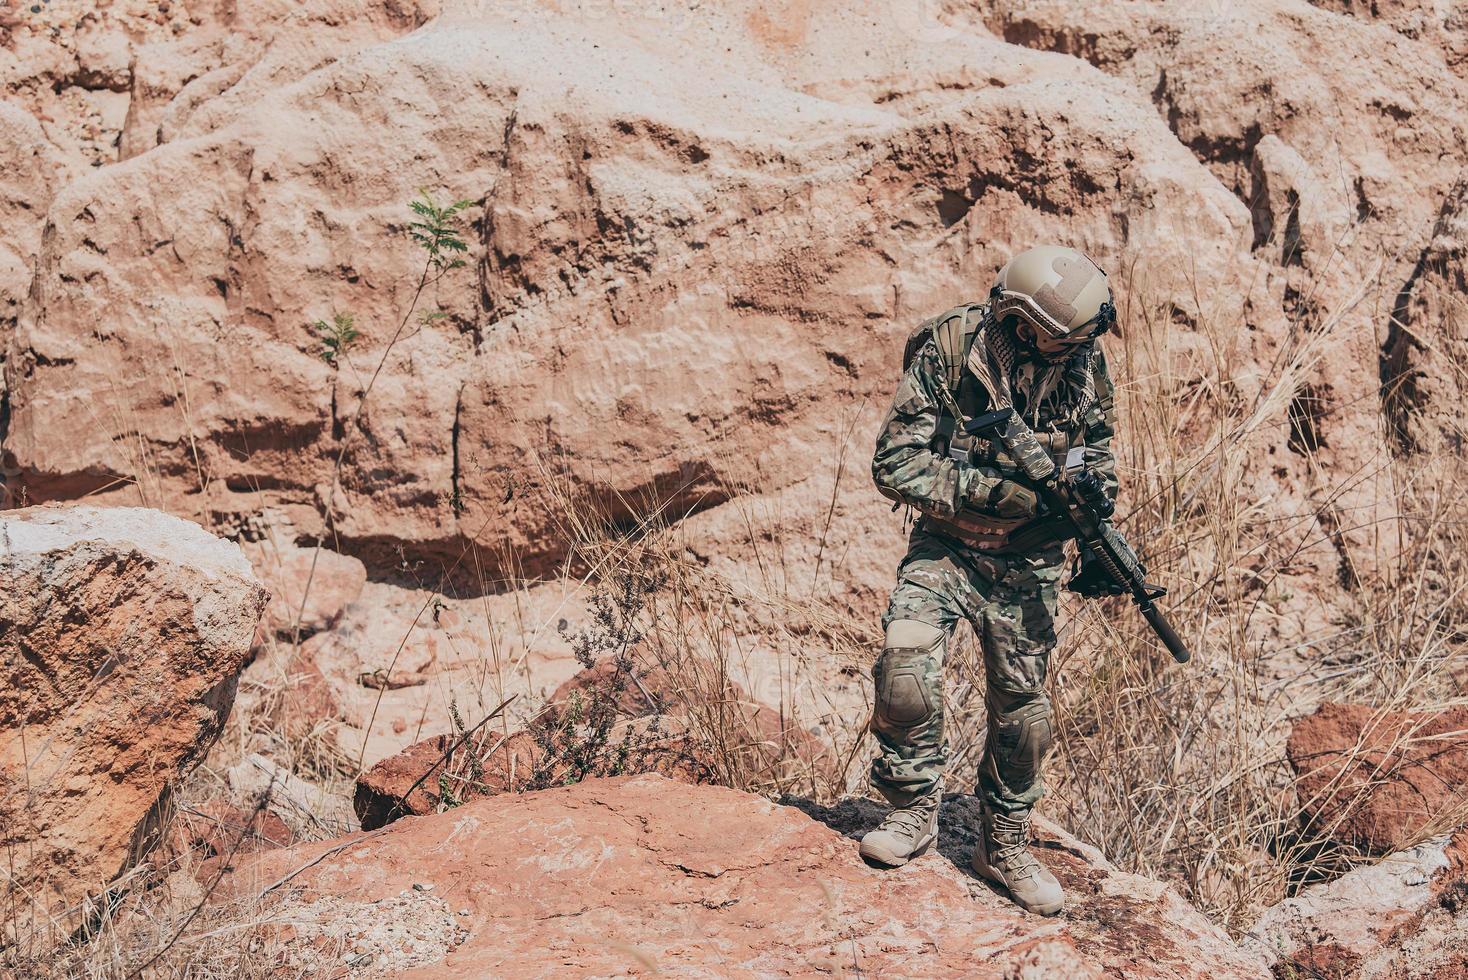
[984,479,1039,520]
[1068,551,1126,598]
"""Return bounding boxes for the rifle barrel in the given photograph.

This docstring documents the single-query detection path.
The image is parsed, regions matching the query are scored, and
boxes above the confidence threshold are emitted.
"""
[1140,603,1191,664]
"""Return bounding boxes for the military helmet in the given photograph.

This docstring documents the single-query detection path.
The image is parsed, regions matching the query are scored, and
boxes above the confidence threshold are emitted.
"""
[990,245,1115,358]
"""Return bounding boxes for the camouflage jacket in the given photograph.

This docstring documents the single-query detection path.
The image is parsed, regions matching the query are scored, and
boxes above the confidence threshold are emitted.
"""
[872,316,1118,552]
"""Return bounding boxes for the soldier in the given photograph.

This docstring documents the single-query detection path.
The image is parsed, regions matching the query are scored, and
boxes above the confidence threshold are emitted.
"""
[860,245,1121,916]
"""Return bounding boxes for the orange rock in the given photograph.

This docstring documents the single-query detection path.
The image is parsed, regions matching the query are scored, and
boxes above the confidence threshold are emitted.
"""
[242,542,367,638]
[245,775,1270,977]
[165,799,294,866]
[542,653,687,721]
[272,646,344,738]
[355,717,716,830]
[354,730,544,829]
[1287,702,1468,854]
[547,656,826,755]
[0,505,267,933]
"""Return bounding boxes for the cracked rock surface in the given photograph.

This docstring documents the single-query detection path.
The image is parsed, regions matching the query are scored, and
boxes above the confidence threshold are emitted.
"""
[231,773,1269,978]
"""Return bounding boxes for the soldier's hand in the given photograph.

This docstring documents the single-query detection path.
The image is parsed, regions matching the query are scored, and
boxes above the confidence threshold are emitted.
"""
[1068,553,1125,598]
[986,480,1038,519]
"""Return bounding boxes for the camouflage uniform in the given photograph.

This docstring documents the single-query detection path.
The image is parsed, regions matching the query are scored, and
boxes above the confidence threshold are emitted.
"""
[869,302,1118,815]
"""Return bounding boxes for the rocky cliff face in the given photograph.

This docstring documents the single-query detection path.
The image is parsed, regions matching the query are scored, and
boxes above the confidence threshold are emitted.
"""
[3,0,1462,617]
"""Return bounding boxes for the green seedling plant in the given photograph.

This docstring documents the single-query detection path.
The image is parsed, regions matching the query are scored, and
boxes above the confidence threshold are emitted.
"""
[315,312,360,366]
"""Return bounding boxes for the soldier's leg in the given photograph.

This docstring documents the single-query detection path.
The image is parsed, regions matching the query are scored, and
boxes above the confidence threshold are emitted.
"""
[969,563,1065,914]
[869,532,969,807]
[976,573,1059,812]
[860,532,968,867]
[869,616,950,806]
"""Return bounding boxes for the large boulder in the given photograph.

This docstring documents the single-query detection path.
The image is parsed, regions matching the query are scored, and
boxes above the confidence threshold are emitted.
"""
[0,504,267,934]
[4,0,1279,586]
[231,774,1269,977]
[1244,828,1468,978]
[1287,702,1468,854]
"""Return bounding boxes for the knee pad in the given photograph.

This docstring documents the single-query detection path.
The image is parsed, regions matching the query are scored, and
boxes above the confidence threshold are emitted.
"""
[872,621,945,732]
[985,688,1053,782]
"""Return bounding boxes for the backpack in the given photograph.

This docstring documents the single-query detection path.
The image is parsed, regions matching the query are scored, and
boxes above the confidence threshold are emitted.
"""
[902,302,986,396]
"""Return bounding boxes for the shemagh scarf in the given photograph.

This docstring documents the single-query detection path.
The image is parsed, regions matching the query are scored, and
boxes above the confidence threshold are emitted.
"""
[964,310,1098,428]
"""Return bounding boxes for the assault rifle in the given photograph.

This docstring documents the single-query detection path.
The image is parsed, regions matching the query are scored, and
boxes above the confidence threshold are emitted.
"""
[964,407,1192,664]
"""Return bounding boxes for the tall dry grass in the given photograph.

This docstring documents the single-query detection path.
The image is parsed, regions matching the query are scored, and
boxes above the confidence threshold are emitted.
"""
[527,461,876,801]
[1033,260,1468,932]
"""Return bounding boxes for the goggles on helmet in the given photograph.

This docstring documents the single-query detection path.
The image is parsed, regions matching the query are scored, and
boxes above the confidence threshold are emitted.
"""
[990,287,1115,359]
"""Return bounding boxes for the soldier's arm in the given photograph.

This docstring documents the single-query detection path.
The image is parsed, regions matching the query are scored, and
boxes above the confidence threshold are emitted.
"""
[872,340,1005,518]
[1084,347,1120,500]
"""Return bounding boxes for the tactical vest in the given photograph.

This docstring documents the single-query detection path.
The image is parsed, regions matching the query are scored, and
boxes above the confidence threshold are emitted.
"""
[903,303,1107,551]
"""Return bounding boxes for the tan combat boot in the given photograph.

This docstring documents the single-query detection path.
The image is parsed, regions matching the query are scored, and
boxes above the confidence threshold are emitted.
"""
[970,805,1064,915]
[858,791,940,867]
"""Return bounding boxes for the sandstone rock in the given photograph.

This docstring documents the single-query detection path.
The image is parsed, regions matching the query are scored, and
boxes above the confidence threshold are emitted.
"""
[1307,0,1467,75]
[0,504,267,933]
[0,3,1450,732]
[0,0,437,173]
[0,4,1448,704]
[4,0,1275,584]
[276,645,345,737]
[2,5,1466,964]
[546,654,829,770]
[354,730,542,829]
[0,102,62,328]
[237,774,1270,977]
[276,579,589,769]
[1380,177,1468,455]
[228,752,356,834]
[1244,828,1468,979]
[355,717,712,830]
[542,653,685,721]
[1287,702,1468,854]
[305,593,443,685]
[166,799,294,866]
[242,541,366,637]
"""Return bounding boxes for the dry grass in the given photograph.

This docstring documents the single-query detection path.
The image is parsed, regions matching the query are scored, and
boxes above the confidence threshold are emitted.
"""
[1033,259,1468,932]
[528,463,874,801]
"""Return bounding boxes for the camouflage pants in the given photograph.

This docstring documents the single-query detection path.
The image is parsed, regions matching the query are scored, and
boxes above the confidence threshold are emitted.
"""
[870,526,1065,814]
